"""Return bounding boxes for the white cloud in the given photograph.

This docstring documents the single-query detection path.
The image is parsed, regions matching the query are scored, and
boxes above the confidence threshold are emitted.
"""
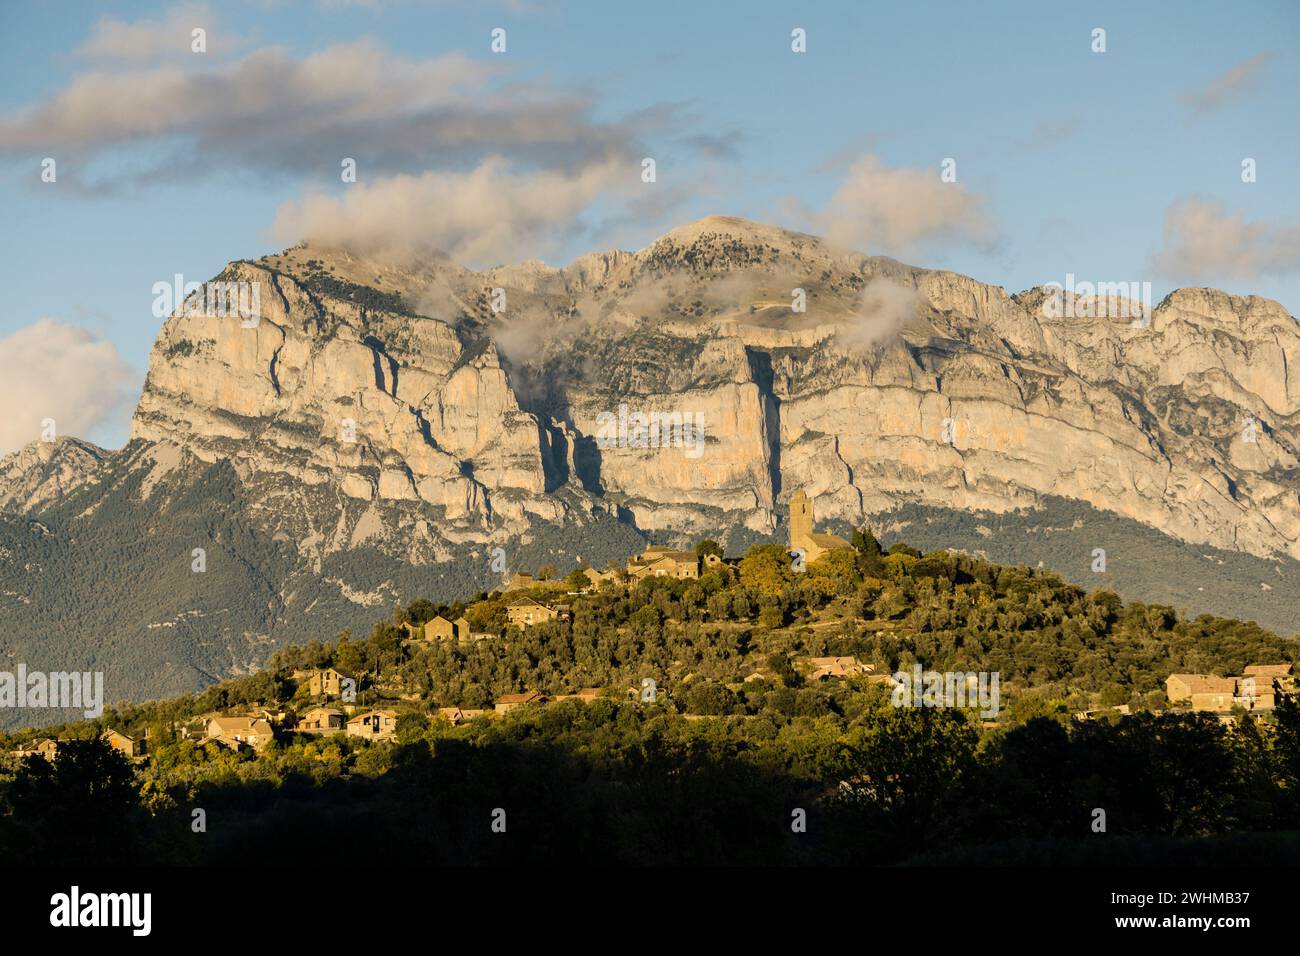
[77,3,237,61]
[0,39,646,187]
[1151,198,1300,280]
[269,156,631,267]
[0,320,138,455]
[1181,52,1274,118]
[836,279,921,350]
[811,156,997,258]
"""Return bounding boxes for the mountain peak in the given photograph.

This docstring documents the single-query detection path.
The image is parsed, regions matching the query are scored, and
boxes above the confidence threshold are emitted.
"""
[0,437,108,514]
[650,215,819,250]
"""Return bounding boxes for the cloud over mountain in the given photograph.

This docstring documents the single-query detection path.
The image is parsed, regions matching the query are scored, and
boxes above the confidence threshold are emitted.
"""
[1152,198,1300,280]
[809,156,998,258]
[0,320,138,456]
[270,156,633,267]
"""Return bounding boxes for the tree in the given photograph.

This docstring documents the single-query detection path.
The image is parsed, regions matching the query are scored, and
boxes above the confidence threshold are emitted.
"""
[852,526,883,558]
[406,599,439,625]
[829,707,979,861]
[396,712,430,744]
[334,632,364,676]
[695,539,724,559]
[684,681,738,715]
[766,652,800,687]
[3,738,141,864]
[738,544,794,597]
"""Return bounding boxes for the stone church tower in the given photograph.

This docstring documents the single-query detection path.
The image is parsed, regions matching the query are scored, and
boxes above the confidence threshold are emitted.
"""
[787,488,853,563]
[789,489,814,550]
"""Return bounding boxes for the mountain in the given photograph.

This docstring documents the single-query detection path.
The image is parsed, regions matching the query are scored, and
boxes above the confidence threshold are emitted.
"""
[2,215,1298,720]
[0,437,108,512]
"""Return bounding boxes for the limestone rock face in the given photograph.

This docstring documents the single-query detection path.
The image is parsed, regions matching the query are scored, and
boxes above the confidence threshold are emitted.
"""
[18,216,1300,565]
[0,438,108,513]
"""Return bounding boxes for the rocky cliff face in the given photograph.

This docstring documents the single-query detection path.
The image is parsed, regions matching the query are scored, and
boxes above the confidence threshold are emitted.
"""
[2,217,1300,567]
[10,215,1300,565]
[131,216,1300,561]
[0,437,108,513]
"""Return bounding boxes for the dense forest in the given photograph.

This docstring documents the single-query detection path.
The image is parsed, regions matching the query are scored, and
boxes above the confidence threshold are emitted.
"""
[2,533,1298,865]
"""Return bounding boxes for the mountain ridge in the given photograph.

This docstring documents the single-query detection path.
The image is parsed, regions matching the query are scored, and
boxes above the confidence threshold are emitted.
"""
[2,215,1297,714]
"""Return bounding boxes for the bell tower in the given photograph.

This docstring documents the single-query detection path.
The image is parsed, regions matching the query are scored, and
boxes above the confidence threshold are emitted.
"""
[789,489,813,549]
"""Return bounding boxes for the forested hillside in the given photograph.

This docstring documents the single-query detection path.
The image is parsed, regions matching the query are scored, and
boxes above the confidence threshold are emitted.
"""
[3,536,1298,865]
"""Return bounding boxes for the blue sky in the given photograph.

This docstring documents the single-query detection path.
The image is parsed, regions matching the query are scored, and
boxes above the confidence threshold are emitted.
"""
[1,0,1298,452]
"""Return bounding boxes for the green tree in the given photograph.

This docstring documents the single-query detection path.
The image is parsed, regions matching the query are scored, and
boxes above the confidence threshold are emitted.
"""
[852,526,883,558]
[684,681,739,715]
[739,544,794,597]
[695,539,724,559]
[2,738,141,864]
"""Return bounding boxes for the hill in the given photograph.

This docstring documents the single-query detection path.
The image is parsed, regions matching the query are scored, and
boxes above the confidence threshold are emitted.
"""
[3,539,1299,865]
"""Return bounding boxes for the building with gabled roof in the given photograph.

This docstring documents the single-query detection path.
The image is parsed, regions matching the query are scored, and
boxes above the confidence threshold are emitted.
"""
[494,690,546,714]
[11,737,59,762]
[296,706,345,734]
[438,706,488,725]
[206,716,275,750]
[788,490,853,563]
[627,546,699,581]
[506,596,559,628]
[1243,663,1293,679]
[424,614,471,641]
[101,728,143,757]
[346,709,398,741]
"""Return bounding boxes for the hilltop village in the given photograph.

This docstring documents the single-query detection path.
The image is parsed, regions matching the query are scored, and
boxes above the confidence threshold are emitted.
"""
[7,491,1297,763]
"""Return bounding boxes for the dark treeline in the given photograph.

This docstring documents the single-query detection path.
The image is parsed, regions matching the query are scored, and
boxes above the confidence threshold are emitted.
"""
[3,699,1300,865]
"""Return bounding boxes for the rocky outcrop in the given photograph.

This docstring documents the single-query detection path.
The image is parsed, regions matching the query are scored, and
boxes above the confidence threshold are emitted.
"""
[0,437,108,513]
[14,216,1298,565]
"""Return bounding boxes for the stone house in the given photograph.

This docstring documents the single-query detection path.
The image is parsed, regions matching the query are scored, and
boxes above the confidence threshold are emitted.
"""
[424,615,472,641]
[806,656,871,681]
[1166,674,1239,713]
[1167,669,1290,713]
[101,728,143,757]
[296,706,345,735]
[307,668,352,699]
[1243,663,1293,681]
[12,737,59,761]
[346,709,398,741]
[506,596,559,628]
[582,567,618,589]
[494,691,546,714]
[206,716,276,750]
[627,546,699,581]
[438,706,488,725]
